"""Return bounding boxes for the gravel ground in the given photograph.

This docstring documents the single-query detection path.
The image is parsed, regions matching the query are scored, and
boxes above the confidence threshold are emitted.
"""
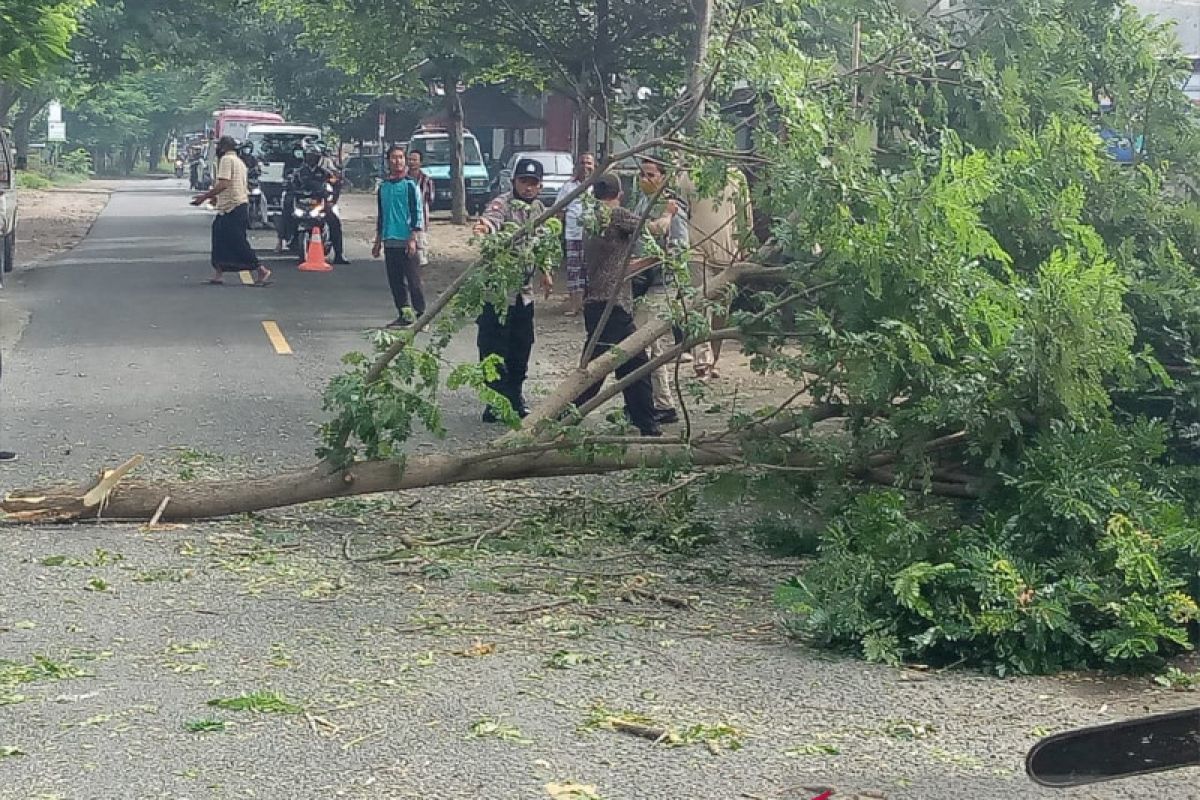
[2,487,1198,800]
[1,189,1198,800]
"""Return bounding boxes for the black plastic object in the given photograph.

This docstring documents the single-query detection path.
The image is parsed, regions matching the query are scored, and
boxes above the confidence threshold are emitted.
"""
[1027,708,1200,788]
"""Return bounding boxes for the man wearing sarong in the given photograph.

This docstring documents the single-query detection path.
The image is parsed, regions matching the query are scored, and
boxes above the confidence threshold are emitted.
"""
[191,135,271,286]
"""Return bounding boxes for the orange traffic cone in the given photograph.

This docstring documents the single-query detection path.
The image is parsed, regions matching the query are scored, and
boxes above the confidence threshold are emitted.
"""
[298,227,333,272]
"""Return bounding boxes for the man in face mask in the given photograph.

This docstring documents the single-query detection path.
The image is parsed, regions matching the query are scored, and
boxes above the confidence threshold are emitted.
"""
[471,157,555,423]
[192,135,271,286]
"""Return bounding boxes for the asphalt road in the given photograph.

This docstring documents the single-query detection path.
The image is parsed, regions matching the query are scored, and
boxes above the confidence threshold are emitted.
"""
[0,179,479,484]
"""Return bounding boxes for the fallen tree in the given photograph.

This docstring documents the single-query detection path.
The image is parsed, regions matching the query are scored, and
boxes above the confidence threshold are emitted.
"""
[6,0,1200,676]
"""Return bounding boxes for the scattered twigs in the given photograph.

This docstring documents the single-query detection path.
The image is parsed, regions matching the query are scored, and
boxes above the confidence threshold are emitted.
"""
[622,586,693,610]
[499,598,578,619]
[865,430,969,467]
[609,718,674,744]
[147,496,171,528]
[866,467,980,499]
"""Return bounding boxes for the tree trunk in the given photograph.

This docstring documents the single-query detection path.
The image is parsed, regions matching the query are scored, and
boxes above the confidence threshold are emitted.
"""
[446,73,468,224]
[1,439,752,523]
[685,0,714,133]
[0,83,18,127]
[576,87,592,155]
[11,95,46,170]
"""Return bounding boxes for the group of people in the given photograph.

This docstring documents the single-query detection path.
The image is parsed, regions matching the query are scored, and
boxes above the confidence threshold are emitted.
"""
[192,135,438,333]
[468,151,752,436]
[192,134,750,438]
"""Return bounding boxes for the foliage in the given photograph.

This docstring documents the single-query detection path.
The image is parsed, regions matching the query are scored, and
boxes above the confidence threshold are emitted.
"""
[778,422,1200,674]
[0,0,80,85]
[15,172,53,190]
[206,691,303,714]
[319,217,562,464]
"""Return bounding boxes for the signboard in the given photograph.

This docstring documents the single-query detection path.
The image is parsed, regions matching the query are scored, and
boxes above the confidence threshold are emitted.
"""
[378,111,386,139]
[48,100,62,123]
[222,120,251,142]
[47,121,66,142]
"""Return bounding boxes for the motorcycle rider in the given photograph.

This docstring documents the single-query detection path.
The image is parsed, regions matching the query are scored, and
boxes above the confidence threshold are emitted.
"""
[274,144,349,263]
[276,144,334,259]
[238,142,265,227]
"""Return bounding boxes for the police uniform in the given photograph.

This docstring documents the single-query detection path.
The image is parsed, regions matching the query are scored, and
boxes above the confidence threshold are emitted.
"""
[476,157,547,422]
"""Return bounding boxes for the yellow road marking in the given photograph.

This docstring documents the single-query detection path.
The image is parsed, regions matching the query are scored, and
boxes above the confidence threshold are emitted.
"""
[261,321,293,355]
[239,271,254,285]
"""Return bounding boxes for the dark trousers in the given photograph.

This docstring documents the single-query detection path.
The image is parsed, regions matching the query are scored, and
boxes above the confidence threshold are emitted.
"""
[575,302,658,435]
[211,204,260,272]
[477,300,535,409]
[384,246,425,317]
[328,211,345,259]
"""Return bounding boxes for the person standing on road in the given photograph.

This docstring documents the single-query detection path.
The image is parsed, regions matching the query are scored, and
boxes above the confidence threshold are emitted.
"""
[572,172,671,437]
[407,150,435,267]
[680,166,754,380]
[472,157,555,423]
[557,152,596,317]
[191,135,271,287]
[320,146,351,265]
[632,156,689,425]
[372,145,425,328]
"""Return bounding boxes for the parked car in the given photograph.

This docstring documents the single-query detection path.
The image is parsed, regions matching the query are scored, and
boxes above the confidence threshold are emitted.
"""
[494,150,574,207]
[407,128,491,215]
[245,123,323,220]
[0,128,17,287]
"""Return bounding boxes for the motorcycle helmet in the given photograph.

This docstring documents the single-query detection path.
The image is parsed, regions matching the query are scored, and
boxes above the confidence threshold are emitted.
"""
[302,143,322,168]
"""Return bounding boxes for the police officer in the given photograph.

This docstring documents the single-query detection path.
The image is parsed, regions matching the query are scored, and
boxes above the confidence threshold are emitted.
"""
[472,157,554,423]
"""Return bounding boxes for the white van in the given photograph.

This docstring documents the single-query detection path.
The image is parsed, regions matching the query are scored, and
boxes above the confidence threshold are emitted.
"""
[245,124,323,218]
[0,128,17,285]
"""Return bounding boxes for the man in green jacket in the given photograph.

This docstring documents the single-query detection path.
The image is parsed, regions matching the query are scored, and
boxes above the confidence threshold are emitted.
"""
[371,145,425,328]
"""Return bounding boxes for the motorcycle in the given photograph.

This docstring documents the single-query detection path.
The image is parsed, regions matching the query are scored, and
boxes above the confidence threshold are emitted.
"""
[174,158,185,179]
[240,145,268,230]
[188,158,206,191]
[285,182,335,261]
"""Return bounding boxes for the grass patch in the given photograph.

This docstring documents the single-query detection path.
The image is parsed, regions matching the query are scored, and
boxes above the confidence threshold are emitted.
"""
[184,718,227,733]
[207,691,303,715]
[132,568,194,583]
[40,549,124,568]
[1,655,89,705]
[0,656,88,687]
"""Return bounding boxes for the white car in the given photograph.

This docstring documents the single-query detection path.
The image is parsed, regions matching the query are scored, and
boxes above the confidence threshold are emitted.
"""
[0,128,16,286]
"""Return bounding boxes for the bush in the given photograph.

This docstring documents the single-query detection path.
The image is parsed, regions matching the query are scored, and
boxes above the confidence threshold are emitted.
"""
[15,171,52,190]
[59,148,92,176]
[778,422,1200,675]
